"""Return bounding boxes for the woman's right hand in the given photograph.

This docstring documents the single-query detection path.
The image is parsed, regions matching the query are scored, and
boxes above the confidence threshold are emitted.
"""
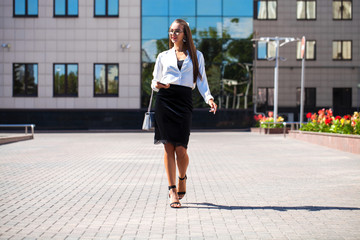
[155,82,170,89]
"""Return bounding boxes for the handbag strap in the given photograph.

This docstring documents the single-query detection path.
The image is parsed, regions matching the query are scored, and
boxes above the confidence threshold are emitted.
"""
[147,90,154,112]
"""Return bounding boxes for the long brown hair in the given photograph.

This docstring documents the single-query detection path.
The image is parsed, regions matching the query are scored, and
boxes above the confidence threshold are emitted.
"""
[169,19,202,83]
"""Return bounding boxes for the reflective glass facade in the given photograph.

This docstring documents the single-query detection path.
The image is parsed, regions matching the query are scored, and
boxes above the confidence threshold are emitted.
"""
[141,0,254,108]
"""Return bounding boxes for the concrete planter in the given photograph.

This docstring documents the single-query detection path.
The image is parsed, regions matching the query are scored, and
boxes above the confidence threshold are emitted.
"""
[288,130,360,155]
[251,127,289,134]
[0,134,33,145]
[250,127,261,133]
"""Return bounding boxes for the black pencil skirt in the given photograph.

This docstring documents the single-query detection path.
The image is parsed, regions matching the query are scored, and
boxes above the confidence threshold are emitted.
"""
[154,84,193,149]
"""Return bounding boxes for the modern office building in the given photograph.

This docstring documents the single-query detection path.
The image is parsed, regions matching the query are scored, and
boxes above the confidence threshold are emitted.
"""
[0,0,144,129]
[253,0,359,119]
[0,0,140,110]
[0,0,254,129]
[1,0,358,129]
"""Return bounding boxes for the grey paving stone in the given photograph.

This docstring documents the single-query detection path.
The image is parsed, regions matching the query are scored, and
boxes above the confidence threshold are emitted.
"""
[0,132,360,240]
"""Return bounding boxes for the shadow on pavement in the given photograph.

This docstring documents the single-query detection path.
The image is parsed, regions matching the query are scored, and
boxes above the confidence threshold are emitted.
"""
[184,202,360,211]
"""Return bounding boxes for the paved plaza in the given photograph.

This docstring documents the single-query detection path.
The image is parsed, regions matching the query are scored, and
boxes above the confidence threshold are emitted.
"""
[0,131,360,240]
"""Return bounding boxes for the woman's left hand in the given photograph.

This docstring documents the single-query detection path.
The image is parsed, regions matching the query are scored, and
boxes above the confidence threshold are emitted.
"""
[208,99,217,115]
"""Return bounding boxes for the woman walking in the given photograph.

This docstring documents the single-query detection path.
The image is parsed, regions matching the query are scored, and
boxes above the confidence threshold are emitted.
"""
[151,19,217,208]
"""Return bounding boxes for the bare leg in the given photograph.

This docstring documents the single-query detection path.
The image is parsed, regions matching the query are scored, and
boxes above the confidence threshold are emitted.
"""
[175,146,189,199]
[164,143,180,207]
[175,146,189,178]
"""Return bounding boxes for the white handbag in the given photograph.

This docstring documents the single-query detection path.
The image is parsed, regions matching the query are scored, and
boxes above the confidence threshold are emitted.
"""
[142,90,155,131]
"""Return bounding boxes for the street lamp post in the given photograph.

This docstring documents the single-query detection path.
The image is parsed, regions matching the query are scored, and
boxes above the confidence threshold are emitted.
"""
[252,36,298,122]
[357,83,360,112]
[273,38,280,122]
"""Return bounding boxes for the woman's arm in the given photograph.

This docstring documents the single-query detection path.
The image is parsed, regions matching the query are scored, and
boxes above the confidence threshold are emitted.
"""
[196,52,217,113]
[155,82,170,89]
[151,53,167,91]
[208,98,217,114]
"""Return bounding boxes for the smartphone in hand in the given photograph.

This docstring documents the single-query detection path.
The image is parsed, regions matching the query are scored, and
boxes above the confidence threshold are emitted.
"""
[158,82,170,88]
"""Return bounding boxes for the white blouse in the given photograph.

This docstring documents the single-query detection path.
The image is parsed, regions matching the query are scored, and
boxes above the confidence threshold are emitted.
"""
[151,47,214,104]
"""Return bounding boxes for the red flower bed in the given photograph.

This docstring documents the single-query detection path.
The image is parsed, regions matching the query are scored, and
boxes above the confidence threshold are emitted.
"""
[301,109,360,135]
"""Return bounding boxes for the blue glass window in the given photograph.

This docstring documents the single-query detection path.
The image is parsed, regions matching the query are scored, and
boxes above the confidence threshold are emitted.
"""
[257,42,267,59]
[95,0,106,15]
[257,41,276,59]
[142,40,158,62]
[223,0,253,16]
[68,0,78,15]
[55,0,66,15]
[54,0,78,16]
[141,0,255,109]
[142,0,168,16]
[95,0,118,17]
[197,17,222,38]
[142,17,169,39]
[169,0,195,16]
[14,0,38,16]
[197,0,221,16]
[27,0,38,15]
[169,17,196,33]
[108,0,119,16]
[223,17,253,38]
[14,0,26,15]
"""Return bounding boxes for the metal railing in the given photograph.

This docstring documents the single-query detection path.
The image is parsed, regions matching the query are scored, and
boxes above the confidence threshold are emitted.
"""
[0,124,35,138]
[260,121,300,138]
[285,122,301,131]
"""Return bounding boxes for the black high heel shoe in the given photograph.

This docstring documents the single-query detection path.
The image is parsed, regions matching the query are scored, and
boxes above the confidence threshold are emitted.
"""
[177,175,187,200]
[168,185,181,208]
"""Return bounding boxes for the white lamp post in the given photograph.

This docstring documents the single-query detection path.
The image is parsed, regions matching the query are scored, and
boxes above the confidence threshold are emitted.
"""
[252,36,298,122]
